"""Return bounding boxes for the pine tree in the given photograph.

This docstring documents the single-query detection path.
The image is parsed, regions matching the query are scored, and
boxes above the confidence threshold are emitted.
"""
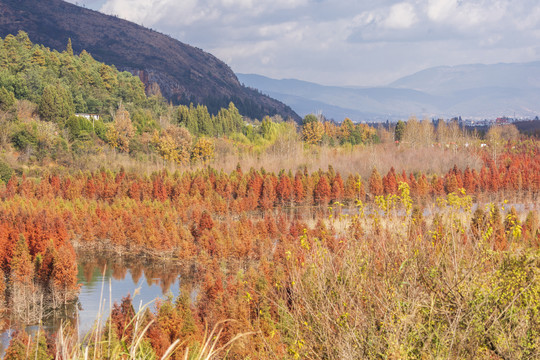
[39,84,74,123]
[99,64,119,92]
[66,38,74,56]
[0,87,16,112]
[340,118,354,143]
[394,120,405,142]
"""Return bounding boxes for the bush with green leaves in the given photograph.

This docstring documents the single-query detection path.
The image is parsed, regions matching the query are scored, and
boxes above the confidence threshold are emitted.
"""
[0,160,13,183]
[65,115,94,140]
[11,126,37,151]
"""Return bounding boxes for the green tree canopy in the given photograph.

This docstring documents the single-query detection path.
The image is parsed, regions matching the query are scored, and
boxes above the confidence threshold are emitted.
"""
[39,84,74,123]
[395,120,406,142]
[0,87,16,112]
[303,114,319,125]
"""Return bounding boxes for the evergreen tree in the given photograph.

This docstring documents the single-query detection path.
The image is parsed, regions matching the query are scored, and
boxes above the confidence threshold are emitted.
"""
[394,120,405,142]
[66,38,73,56]
[0,87,16,124]
[39,84,74,123]
[303,114,318,125]
[340,118,354,143]
[99,64,118,92]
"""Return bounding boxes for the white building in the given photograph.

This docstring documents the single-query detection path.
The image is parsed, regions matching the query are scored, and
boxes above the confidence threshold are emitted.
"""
[75,113,100,121]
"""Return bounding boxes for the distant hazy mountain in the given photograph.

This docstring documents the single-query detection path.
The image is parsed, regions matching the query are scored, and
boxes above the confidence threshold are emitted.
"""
[0,0,300,121]
[390,62,540,94]
[238,74,439,122]
[239,62,540,121]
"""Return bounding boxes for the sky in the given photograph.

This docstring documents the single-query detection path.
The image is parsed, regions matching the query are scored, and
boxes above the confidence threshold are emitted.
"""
[65,0,540,87]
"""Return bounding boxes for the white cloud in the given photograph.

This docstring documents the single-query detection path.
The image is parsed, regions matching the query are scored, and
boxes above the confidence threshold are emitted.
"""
[426,0,508,28]
[514,5,540,31]
[383,2,418,29]
[99,0,310,27]
[427,0,456,22]
[100,0,209,27]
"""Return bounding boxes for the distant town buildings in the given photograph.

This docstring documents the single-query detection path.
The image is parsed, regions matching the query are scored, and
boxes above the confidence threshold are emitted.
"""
[434,115,538,128]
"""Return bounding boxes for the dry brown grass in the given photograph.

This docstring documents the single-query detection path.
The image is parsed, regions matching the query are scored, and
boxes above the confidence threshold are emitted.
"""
[11,132,482,182]
[215,142,483,178]
[277,194,540,359]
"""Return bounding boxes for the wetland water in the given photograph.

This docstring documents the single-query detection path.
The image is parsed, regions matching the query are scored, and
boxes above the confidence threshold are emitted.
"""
[75,255,184,333]
[1,253,193,355]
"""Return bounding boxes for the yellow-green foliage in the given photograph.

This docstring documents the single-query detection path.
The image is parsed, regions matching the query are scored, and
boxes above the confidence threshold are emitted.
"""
[231,118,297,153]
[278,191,540,359]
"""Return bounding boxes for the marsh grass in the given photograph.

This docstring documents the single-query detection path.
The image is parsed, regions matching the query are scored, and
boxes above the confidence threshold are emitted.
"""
[275,188,540,359]
[54,316,254,359]
[15,137,483,181]
[215,142,483,179]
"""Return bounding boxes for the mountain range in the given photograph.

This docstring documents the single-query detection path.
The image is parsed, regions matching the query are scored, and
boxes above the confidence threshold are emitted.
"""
[0,0,300,121]
[239,62,540,122]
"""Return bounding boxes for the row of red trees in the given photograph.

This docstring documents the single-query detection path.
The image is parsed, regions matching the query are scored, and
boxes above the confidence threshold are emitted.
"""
[1,144,539,217]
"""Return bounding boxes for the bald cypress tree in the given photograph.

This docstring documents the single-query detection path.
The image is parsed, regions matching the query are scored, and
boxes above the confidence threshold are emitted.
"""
[11,234,33,286]
[369,168,384,196]
[314,175,331,205]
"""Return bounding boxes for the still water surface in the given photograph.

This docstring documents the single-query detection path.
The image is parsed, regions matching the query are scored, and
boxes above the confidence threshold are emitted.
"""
[76,255,183,333]
[1,254,188,355]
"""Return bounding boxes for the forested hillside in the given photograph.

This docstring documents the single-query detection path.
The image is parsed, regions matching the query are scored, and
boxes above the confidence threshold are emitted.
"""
[0,32,145,116]
[0,32,301,169]
[0,0,300,121]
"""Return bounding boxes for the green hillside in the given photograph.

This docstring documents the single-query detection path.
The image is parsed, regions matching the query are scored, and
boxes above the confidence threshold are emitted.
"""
[0,32,293,171]
[0,32,146,116]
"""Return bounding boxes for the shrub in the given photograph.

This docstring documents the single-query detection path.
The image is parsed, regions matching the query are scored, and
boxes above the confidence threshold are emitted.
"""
[11,127,37,151]
[0,160,13,183]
